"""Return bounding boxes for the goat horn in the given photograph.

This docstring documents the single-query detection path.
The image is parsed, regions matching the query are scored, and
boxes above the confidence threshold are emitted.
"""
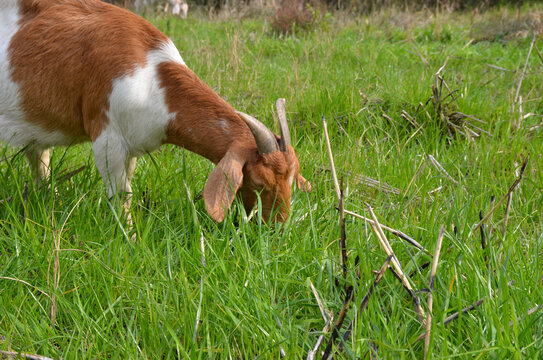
[236,111,278,154]
[275,98,291,152]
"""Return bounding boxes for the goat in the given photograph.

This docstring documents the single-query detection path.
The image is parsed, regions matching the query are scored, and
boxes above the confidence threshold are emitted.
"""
[0,0,310,222]
[170,0,188,18]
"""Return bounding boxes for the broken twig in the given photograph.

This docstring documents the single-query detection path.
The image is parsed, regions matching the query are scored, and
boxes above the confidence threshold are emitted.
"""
[423,225,445,360]
[366,204,426,324]
[472,156,529,234]
[338,255,393,353]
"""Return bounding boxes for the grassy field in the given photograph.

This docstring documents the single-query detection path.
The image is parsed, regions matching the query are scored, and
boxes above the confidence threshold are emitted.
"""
[1,5,542,359]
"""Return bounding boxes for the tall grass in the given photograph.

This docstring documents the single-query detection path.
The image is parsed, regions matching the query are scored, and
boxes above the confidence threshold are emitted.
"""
[1,5,542,359]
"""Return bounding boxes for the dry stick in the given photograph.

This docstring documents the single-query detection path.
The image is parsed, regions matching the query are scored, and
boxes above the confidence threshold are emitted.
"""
[366,204,426,324]
[307,317,333,360]
[508,304,542,328]
[338,255,393,353]
[403,157,426,198]
[322,115,341,201]
[478,211,487,251]
[413,284,513,344]
[472,156,529,235]
[309,280,331,324]
[427,155,459,186]
[321,286,355,360]
[307,281,333,360]
[414,295,487,344]
[534,43,543,64]
[344,209,426,253]
[502,193,513,238]
[488,195,496,241]
[0,351,54,360]
[323,114,424,253]
[339,190,348,283]
[423,226,445,360]
[321,189,353,360]
[515,34,536,103]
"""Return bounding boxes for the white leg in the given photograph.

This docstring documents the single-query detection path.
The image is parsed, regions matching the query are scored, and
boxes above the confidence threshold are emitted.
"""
[125,157,138,185]
[93,132,139,234]
[25,146,51,185]
[122,156,137,214]
[92,132,132,199]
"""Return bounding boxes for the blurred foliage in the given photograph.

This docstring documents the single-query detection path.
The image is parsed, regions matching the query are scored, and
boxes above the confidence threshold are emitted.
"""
[105,0,537,13]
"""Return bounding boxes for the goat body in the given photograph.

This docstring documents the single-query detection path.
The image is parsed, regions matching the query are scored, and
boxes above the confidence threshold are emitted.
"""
[0,0,309,222]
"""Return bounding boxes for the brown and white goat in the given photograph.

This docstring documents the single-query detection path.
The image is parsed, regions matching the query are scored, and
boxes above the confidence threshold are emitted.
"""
[0,0,310,222]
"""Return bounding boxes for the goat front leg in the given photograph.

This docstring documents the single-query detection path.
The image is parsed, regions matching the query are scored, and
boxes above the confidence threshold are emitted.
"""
[92,133,135,227]
[25,146,51,186]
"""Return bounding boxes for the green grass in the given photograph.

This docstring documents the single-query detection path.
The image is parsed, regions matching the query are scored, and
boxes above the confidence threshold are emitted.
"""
[1,6,542,359]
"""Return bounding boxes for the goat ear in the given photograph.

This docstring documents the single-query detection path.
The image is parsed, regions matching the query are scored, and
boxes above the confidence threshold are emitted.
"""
[204,151,245,222]
[297,174,311,192]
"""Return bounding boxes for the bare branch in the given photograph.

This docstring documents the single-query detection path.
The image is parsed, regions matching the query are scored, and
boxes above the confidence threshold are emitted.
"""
[343,209,426,252]
[424,226,445,360]
[338,255,393,352]
[472,156,529,234]
[322,115,341,201]
[366,204,426,324]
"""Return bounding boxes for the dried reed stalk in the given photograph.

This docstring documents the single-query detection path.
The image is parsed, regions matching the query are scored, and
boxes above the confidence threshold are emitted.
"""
[478,210,487,253]
[344,209,426,252]
[428,155,459,186]
[321,286,354,360]
[488,195,495,241]
[322,115,341,200]
[507,304,541,327]
[423,225,445,360]
[414,282,514,344]
[515,34,536,102]
[307,280,333,360]
[472,156,529,234]
[502,193,513,237]
[310,280,330,323]
[323,113,424,253]
[338,255,393,352]
[307,318,333,360]
[339,190,348,282]
[366,204,426,324]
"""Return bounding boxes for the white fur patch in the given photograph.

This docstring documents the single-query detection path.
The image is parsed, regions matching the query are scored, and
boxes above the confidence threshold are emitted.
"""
[104,42,181,156]
[94,42,181,196]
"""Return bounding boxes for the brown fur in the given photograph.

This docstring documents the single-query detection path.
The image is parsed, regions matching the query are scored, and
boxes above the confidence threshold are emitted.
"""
[159,61,310,222]
[10,0,168,140]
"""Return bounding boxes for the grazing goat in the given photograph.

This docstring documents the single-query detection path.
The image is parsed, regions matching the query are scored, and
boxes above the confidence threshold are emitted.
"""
[0,0,310,222]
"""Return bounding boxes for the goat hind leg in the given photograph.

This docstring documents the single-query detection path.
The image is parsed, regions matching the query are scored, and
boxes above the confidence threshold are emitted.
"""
[25,146,51,186]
